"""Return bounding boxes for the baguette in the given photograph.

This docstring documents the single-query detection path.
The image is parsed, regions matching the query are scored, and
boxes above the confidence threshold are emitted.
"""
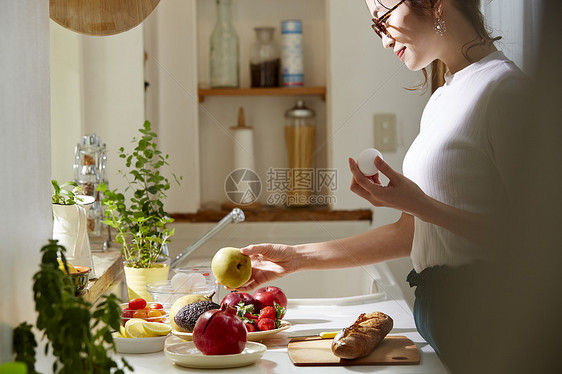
[331,311,393,359]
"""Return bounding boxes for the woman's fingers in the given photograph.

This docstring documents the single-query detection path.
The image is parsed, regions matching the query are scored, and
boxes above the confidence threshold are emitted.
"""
[350,178,374,202]
[374,156,396,180]
[348,158,366,179]
[241,243,269,255]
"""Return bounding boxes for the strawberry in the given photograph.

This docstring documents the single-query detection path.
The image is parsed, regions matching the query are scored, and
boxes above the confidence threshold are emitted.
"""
[258,306,276,321]
[257,318,276,331]
[245,322,256,332]
[244,312,259,321]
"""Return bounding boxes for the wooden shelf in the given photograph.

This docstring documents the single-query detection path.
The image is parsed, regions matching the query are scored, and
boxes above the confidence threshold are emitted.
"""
[198,86,326,103]
[79,249,123,304]
[170,207,372,223]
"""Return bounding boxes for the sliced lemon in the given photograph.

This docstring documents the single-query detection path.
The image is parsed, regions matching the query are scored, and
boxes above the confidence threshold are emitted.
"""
[142,322,172,336]
[119,324,131,338]
[125,318,153,338]
[112,331,125,339]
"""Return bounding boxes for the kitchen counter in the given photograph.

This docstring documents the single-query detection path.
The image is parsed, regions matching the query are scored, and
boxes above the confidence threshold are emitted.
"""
[116,294,447,373]
[170,207,372,223]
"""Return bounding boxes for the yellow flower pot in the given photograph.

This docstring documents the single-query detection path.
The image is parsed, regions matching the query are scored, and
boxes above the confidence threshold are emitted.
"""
[124,263,169,301]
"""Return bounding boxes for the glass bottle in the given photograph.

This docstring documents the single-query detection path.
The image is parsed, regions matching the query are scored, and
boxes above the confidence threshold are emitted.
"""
[284,100,316,207]
[210,0,239,88]
[250,27,280,87]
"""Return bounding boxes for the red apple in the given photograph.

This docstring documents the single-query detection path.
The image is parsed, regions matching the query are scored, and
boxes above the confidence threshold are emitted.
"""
[192,304,247,355]
[252,286,287,318]
[221,292,259,313]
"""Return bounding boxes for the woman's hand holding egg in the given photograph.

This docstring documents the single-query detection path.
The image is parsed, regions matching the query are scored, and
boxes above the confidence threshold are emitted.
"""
[357,148,384,177]
[349,148,428,216]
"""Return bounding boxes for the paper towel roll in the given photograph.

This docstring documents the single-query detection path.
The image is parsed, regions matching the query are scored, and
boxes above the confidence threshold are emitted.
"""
[232,128,255,171]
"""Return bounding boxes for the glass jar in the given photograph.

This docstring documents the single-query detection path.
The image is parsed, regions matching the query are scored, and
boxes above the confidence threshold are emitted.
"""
[210,0,239,88]
[250,27,280,87]
[284,100,316,207]
[74,134,107,237]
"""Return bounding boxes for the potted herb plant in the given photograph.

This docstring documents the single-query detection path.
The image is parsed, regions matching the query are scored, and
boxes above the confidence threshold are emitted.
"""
[99,121,181,301]
[52,180,96,276]
[11,240,131,374]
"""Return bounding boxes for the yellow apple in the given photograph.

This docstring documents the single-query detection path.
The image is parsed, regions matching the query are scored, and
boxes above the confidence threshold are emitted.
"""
[211,247,252,289]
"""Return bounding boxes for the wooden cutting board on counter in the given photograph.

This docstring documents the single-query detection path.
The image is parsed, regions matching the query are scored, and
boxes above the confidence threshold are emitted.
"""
[288,335,420,366]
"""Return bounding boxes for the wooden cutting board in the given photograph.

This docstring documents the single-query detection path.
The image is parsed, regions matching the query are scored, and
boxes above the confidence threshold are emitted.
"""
[288,335,420,366]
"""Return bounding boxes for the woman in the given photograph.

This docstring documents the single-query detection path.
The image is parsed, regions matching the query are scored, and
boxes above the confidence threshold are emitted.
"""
[238,0,528,370]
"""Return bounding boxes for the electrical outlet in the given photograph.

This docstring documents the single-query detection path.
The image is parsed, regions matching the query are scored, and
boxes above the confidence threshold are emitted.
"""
[374,113,397,152]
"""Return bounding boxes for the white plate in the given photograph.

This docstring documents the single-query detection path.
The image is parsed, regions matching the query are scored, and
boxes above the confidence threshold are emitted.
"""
[172,320,291,342]
[165,341,267,369]
[113,333,170,354]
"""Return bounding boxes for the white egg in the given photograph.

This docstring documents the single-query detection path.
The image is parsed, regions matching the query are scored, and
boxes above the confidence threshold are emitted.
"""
[171,273,193,292]
[189,273,207,290]
[357,148,383,176]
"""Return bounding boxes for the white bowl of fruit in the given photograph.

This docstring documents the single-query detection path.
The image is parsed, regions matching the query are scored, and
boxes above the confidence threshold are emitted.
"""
[112,298,172,354]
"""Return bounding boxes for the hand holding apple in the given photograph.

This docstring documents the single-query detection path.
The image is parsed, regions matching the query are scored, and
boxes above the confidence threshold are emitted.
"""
[211,247,252,289]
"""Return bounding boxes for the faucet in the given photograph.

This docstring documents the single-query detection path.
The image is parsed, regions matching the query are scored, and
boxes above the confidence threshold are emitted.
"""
[170,208,245,270]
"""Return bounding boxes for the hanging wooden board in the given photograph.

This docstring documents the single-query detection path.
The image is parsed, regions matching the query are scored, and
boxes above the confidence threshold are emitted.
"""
[288,335,420,366]
[50,0,160,36]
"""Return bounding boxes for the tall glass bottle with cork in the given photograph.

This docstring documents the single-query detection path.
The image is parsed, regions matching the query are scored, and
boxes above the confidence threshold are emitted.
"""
[210,0,239,88]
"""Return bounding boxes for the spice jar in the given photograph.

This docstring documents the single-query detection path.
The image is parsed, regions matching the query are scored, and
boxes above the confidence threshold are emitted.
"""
[250,27,280,87]
[284,100,316,207]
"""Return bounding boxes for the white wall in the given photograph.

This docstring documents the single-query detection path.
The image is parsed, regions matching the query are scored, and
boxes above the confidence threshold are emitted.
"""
[482,0,543,73]
[143,0,200,212]
[50,23,83,183]
[50,22,145,197]
[0,0,51,363]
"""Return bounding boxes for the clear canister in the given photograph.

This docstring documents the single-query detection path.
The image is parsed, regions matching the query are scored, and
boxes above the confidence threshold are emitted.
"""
[284,100,315,207]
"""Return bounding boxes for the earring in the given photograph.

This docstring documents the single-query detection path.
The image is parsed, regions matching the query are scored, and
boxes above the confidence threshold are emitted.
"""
[434,17,447,36]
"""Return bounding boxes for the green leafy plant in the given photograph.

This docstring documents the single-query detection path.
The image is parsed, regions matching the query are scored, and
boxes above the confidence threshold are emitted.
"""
[13,322,37,374]
[51,180,85,205]
[12,240,132,374]
[99,121,181,268]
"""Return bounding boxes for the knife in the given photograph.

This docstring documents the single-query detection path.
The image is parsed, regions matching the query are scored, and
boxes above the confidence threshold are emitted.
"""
[289,330,341,340]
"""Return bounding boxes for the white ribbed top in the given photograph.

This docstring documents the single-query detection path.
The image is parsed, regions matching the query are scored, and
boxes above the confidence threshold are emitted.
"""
[403,51,528,272]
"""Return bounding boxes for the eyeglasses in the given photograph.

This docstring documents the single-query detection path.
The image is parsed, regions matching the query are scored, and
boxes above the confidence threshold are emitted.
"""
[371,0,407,39]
